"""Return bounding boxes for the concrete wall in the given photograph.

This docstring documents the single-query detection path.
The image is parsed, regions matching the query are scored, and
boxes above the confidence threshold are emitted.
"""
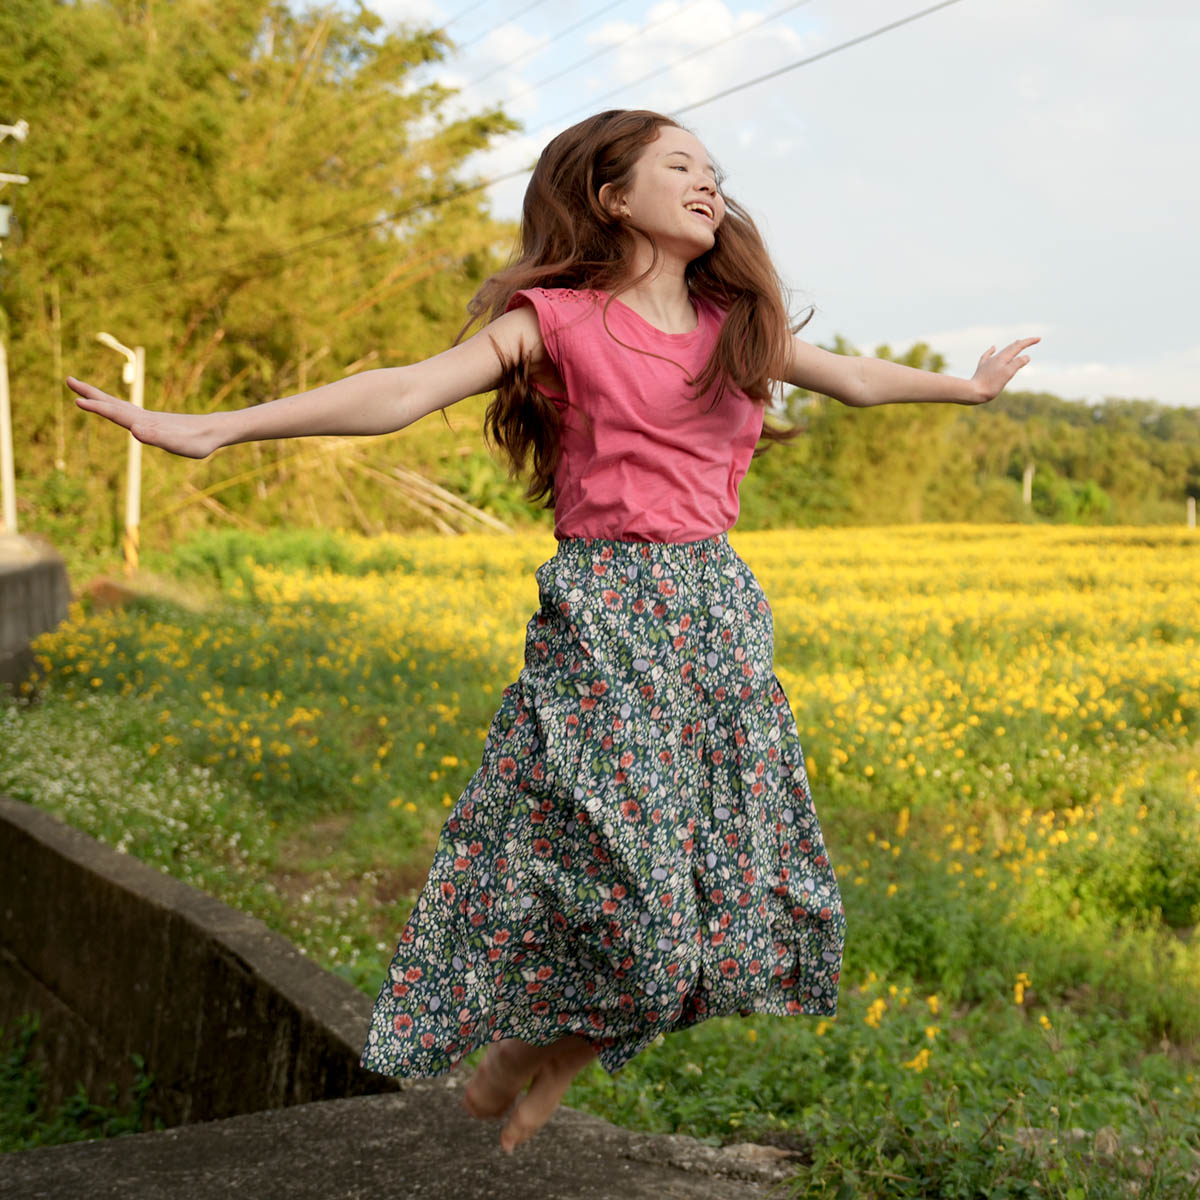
[0,535,71,689]
[0,797,400,1128]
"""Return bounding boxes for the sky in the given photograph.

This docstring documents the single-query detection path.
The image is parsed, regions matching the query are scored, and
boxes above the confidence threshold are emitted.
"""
[367,0,1198,408]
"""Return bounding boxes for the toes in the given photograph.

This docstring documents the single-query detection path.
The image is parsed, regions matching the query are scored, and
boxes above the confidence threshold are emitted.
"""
[498,1059,579,1153]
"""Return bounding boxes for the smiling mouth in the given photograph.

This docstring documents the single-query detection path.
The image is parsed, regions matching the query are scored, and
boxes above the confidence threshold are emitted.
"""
[685,203,714,222]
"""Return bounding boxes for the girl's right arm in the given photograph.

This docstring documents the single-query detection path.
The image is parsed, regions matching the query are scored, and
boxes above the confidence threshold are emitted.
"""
[67,307,546,460]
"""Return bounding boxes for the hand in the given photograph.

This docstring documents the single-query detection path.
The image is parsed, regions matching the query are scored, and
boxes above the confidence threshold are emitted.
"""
[67,377,221,459]
[968,337,1041,404]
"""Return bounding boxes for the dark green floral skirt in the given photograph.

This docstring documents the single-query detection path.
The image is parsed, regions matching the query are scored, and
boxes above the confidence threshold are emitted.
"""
[361,532,845,1078]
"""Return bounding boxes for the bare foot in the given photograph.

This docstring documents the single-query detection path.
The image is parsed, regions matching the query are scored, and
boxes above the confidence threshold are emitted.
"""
[461,1038,544,1120]
[498,1035,598,1155]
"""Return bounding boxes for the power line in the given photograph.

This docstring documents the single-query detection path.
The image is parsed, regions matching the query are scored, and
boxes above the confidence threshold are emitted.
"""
[506,0,711,105]
[119,0,972,296]
[672,0,967,115]
[465,0,633,88]
[456,0,558,53]
[536,0,817,130]
[443,0,492,27]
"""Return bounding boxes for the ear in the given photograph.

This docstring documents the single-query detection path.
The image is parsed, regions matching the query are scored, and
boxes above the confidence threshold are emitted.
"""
[597,182,627,220]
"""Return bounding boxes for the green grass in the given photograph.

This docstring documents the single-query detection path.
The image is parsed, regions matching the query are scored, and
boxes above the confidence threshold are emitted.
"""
[0,1016,159,1152]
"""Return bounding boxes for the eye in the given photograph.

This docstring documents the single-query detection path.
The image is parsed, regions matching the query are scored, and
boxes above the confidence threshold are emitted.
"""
[670,165,687,172]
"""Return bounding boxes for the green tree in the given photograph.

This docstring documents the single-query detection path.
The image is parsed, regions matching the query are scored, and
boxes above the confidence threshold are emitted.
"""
[1,0,517,552]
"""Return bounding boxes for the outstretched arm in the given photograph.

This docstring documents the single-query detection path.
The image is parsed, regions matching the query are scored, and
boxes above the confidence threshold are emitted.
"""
[67,307,546,459]
[786,335,1040,408]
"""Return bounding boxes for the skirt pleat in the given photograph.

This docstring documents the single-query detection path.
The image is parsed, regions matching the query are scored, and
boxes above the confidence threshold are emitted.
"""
[361,532,846,1078]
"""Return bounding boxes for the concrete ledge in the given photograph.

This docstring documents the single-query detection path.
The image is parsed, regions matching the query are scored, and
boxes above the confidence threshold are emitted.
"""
[0,797,400,1125]
[0,534,71,689]
[0,1088,803,1199]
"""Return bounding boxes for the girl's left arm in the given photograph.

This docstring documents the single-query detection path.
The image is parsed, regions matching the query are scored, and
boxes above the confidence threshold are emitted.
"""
[786,336,1041,408]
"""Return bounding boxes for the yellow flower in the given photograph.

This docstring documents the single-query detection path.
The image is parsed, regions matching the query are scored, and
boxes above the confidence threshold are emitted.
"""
[903,1048,931,1072]
[926,995,940,1015]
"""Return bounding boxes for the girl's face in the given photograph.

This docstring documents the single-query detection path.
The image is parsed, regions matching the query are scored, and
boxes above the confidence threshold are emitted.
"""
[606,125,726,263]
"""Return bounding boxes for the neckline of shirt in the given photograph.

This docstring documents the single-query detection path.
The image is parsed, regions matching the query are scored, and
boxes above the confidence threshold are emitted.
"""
[592,290,710,341]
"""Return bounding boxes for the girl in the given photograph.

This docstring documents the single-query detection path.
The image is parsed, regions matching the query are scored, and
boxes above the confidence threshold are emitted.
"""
[69,109,1037,1157]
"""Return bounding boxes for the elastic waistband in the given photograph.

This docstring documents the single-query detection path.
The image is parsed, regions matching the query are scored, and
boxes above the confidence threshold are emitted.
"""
[553,530,730,561]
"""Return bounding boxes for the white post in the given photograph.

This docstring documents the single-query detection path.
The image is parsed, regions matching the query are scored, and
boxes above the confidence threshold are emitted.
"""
[0,340,15,533]
[123,346,145,576]
[1188,496,1196,529]
[1022,461,1035,506]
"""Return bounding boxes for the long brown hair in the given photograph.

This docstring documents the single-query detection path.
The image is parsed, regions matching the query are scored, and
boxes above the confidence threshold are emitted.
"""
[460,109,807,508]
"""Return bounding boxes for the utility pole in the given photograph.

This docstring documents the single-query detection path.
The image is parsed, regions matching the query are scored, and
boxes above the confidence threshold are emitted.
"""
[95,334,146,576]
[0,118,30,534]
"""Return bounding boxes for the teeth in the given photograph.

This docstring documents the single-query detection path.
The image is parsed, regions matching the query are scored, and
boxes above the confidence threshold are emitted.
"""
[686,203,713,219]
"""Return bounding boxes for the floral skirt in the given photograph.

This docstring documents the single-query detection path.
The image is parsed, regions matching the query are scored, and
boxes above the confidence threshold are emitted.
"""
[360,532,846,1078]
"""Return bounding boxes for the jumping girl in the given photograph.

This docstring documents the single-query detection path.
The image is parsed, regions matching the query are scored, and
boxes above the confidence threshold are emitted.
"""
[69,109,1038,1157]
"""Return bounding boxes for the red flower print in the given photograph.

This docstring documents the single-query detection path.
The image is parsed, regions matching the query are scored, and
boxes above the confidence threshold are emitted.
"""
[469,841,483,856]
[392,1013,413,1036]
[660,892,672,908]
[497,756,517,777]
[658,749,672,765]
[581,697,597,711]
[533,838,551,857]
[719,959,739,978]
[441,881,456,901]
[532,1000,550,1015]
[749,959,762,975]
[592,563,607,576]
[602,899,618,914]
[455,856,470,870]
[421,1032,436,1048]
[603,590,621,608]
[620,799,641,821]
[673,635,686,649]
[653,603,666,617]
[613,883,628,899]
[712,930,725,945]
[493,929,510,945]
[405,966,423,982]
[392,983,409,997]
[819,907,832,920]
[679,614,692,631]
[657,580,676,597]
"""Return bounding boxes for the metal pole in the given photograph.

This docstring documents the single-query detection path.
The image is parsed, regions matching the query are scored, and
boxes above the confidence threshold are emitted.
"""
[0,340,15,533]
[123,346,145,577]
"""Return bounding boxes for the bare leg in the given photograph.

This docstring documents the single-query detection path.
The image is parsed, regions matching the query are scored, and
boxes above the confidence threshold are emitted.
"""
[460,1034,599,1152]
[498,1035,598,1154]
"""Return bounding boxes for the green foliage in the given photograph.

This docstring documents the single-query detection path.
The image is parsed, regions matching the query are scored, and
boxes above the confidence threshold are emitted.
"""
[743,345,1200,531]
[0,1015,159,1151]
[1,0,517,554]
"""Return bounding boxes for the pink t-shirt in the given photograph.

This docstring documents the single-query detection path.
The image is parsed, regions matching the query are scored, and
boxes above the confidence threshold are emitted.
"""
[505,287,765,543]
